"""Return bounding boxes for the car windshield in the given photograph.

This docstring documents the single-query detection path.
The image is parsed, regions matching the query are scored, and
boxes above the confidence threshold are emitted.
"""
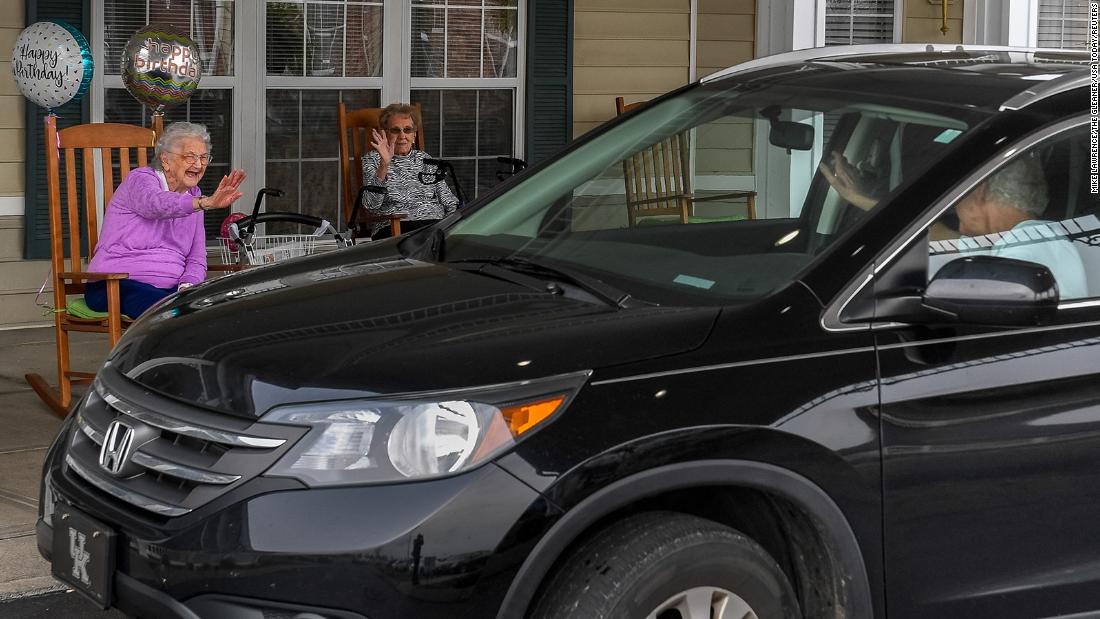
[443,64,995,306]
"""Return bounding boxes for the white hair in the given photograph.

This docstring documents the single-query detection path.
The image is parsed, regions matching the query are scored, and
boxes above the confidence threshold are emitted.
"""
[153,122,212,171]
[985,156,1047,218]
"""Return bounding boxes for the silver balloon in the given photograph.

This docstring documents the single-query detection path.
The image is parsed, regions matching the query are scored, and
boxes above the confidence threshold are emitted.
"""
[121,23,202,113]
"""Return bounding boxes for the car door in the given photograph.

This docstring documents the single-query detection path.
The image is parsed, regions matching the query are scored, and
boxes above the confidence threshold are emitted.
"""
[875,119,1100,617]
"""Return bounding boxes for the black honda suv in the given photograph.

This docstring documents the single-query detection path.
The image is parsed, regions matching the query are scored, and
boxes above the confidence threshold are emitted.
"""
[39,45,1100,619]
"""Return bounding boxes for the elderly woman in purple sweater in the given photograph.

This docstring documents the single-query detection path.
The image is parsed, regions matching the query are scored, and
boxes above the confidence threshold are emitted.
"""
[85,122,246,317]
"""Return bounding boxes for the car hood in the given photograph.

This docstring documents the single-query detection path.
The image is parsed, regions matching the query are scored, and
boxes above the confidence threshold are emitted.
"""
[107,248,718,418]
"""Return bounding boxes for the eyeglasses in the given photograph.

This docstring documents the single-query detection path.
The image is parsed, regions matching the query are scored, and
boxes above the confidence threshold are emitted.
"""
[386,127,417,136]
[169,151,213,165]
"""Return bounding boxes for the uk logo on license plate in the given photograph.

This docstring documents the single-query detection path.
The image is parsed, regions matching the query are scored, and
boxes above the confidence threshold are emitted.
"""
[51,505,115,609]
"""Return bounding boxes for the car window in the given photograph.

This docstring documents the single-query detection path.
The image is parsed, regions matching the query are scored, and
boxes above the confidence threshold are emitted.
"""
[445,77,983,306]
[927,124,1100,302]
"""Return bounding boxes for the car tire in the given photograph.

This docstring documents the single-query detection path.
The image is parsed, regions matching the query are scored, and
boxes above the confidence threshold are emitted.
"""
[529,511,800,619]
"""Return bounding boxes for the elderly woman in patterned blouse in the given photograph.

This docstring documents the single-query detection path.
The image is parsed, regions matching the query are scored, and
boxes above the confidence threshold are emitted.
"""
[360,103,458,239]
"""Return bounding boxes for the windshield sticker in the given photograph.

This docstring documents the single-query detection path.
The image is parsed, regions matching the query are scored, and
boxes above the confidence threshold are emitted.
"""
[673,274,716,290]
[934,128,962,144]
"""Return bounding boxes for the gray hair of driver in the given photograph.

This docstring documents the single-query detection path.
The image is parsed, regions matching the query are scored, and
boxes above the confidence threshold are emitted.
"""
[153,122,212,171]
[983,156,1048,218]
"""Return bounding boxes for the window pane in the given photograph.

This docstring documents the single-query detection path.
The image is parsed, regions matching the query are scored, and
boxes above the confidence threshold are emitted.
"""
[346,4,384,76]
[446,8,482,78]
[451,158,478,203]
[105,88,234,240]
[103,89,146,127]
[266,1,383,77]
[477,89,514,155]
[267,2,304,76]
[300,161,341,226]
[440,90,478,157]
[483,9,518,78]
[105,1,235,76]
[306,2,345,77]
[301,91,339,158]
[418,92,442,155]
[194,1,236,75]
[264,161,300,235]
[340,90,382,110]
[266,89,300,160]
[850,16,893,44]
[265,88,381,231]
[412,6,445,78]
[825,0,894,46]
[411,2,518,78]
[928,128,1098,301]
[412,88,515,201]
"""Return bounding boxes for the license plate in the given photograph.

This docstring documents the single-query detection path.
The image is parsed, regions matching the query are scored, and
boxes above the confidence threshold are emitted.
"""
[51,504,116,608]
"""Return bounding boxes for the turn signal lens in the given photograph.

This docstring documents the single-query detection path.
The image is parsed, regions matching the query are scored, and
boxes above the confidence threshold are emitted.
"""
[501,395,566,436]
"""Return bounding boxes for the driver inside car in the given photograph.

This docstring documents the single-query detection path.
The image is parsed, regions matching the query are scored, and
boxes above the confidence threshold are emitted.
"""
[821,150,1087,299]
[932,156,1087,299]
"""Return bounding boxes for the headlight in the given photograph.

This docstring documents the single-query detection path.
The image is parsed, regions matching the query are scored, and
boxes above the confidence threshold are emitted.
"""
[262,370,590,486]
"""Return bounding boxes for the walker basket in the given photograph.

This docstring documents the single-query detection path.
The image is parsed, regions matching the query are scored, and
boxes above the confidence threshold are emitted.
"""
[220,233,319,266]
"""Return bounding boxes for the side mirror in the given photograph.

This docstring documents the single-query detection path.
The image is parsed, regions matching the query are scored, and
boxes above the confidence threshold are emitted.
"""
[843,253,1059,326]
[921,255,1058,325]
[769,121,814,151]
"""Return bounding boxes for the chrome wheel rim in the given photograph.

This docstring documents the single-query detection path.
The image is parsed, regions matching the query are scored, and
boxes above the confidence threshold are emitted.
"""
[645,586,757,619]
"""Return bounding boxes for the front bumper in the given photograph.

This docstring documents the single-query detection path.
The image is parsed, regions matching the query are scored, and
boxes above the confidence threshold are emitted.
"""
[39,458,558,619]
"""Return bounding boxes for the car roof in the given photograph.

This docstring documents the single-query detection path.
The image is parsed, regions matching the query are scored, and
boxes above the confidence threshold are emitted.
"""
[703,45,1090,112]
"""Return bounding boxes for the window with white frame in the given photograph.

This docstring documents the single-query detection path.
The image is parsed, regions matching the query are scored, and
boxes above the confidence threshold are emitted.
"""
[94,0,524,238]
[824,0,898,46]
[1037,0,1090,49]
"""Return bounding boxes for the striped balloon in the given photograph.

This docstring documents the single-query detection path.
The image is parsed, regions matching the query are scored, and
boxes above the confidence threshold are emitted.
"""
[121,24,202,113]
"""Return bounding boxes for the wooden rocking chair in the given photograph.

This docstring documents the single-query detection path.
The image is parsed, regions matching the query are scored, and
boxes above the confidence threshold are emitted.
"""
[25,116,157,417]
[338,102,425,238]
[615,96,757,226]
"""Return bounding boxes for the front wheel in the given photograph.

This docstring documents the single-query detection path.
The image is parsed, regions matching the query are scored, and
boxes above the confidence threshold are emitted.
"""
[529,511,800,619]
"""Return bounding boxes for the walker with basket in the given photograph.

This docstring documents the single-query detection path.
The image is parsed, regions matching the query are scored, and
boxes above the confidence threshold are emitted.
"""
[219,187,363,269]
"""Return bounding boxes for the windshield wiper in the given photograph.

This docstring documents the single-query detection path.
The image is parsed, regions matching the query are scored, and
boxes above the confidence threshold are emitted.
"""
[452,256,636,308]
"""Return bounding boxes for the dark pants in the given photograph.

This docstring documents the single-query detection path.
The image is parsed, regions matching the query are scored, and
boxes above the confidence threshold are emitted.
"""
[372,218,440,240]
[85,279,175,318]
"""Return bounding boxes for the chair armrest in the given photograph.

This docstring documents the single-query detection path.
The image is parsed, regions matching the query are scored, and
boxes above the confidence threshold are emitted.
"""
[59,271,129,281]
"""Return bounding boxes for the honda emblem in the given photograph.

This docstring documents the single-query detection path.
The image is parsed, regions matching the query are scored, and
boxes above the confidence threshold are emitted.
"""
[99,420,134,475]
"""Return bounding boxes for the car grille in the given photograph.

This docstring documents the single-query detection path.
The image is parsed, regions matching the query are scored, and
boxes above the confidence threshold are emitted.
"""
[65,365,305,517]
